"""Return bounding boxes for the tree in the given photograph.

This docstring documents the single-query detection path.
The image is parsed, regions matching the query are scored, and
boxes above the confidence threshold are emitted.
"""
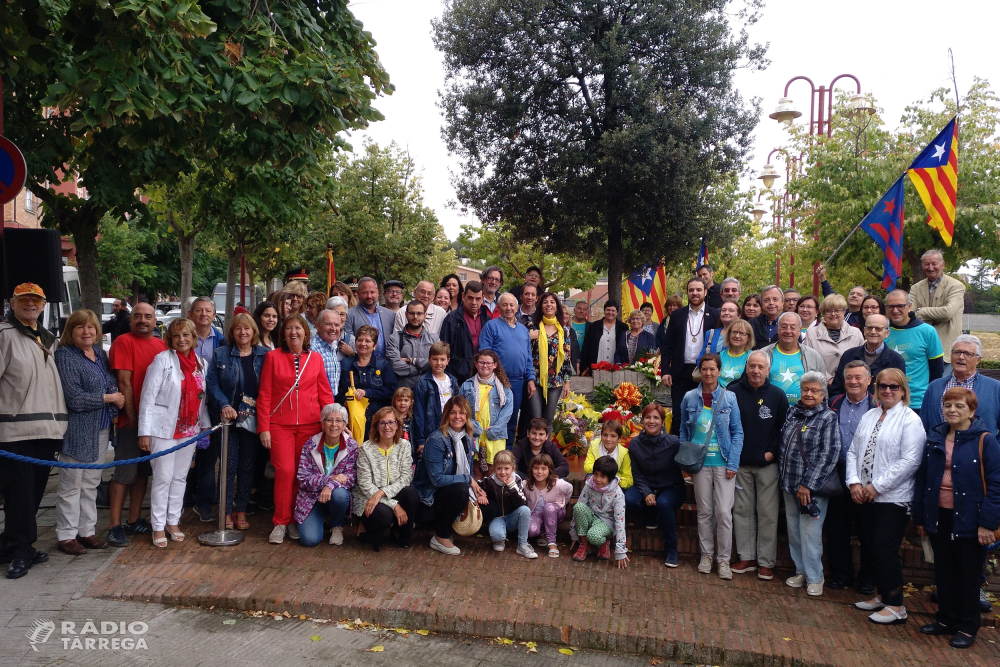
[433,0,766,305]
[458,223,597,295]
[94,214,158,296]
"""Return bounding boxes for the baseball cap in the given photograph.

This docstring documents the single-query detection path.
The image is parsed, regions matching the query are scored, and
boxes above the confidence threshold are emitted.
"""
[13,283,46,299]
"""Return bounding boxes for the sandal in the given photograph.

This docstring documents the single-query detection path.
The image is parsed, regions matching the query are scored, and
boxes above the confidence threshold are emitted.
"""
[234,513,249,530]
[166,529,185,542]
[548,544,560,558]
[225,515,234,530]
[152,534,167,548]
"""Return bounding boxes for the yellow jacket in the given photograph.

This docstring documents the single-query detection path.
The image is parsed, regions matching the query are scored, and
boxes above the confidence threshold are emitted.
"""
[583,437,633,489]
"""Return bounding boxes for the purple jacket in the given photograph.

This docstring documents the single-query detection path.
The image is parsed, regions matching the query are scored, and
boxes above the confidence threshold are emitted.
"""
[294,431,359,525]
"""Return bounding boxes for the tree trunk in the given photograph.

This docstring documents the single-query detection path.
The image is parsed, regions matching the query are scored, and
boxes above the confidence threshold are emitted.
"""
[225,246,239,329]
[606,220,624,310]
[177,232,196,305]
[247,264,256,310]
[71,217,103,312]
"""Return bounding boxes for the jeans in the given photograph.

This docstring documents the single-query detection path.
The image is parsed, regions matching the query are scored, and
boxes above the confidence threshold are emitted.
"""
[692,466,737,562]
[733,464,780,568]
[361,486,419,549]
[783,492,829,585]
[624,485,685,554]
[506,378,525,448]
[860,502,909,606]
[488,505,531,546]
[824,460,873,585]
[527,385,563,431]
[298,487,351,547]
[931,510,985,634]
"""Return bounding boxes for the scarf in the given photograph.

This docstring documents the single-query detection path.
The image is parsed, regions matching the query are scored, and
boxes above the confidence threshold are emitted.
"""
[173,350,203,438]
[537,315,565,395]
[472,373,506,412]
[449,428,470,477]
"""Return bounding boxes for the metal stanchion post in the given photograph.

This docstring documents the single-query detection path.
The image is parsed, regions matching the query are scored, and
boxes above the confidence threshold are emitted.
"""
[199,421,245,546]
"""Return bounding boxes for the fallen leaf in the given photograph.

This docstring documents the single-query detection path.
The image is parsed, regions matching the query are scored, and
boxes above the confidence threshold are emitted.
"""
[310,635,322,642]
[527,646,538,653]
[416,629,429,636]
[222,619,236,626]
[651,660,661,666]
[526,642,537,648]
[299,615,307,620]
[783,638,791,641]
[395,628,410,634]
[498,638,514,645]
[282,612,291,618]
[368,646,384,652]
[559,648,574,655]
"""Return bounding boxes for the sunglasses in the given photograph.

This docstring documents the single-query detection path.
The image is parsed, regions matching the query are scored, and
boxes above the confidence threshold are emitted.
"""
[877,383,901,392]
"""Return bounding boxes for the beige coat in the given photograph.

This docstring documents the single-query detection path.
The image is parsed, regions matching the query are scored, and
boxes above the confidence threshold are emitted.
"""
[802,321,865,378]
[910,274,965,363]
[0,321,68,442]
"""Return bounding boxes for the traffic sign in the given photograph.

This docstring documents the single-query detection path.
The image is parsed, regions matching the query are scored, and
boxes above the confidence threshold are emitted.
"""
[0,136,28,207]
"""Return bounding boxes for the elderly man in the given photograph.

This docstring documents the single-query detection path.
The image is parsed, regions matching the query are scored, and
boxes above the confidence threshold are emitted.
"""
[0,283,68,579]
[440,280,489,383]
[479,293,537,447]
[830,314,906,397]
[382,280,405,313]
[581,300,628,375]
[721,277,741,304]
[480,266,504,317]
[188,296,223,364]
[730,351,788,581]
[312,309,343,394]
[761,312,826,404]
[346,277,396,358]
[750,285,783,349]
[885,289,944,411]
[826,360,879,593]
[392,280,447,336]
[186,296,225,523]
[387,300,440,389]
[921,334,1000,435]
[910,249,967,374]
[697,264,723,309]
[324,296,355,361]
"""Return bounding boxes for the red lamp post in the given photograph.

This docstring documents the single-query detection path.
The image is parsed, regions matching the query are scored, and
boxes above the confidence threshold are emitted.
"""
[757,148,800,288]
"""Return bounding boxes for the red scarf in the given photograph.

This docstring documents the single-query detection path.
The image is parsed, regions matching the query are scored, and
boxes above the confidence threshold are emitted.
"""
[173,350,204,438]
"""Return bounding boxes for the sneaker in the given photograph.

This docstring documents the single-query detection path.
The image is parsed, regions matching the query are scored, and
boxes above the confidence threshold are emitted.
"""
[329,526,344,546]
[785,574,806,588]
[731,560,757,574]
[806,580,825,597]
[980,589,992,613]
[758,567,774,581]
[430,535,461,556]
[596,543,611,560]
[572,543,588,562]
[664,551,679,568]
[268,525,286,544]
[697,554,713,574]
[718,561,733,580]
[287,523,300,540]
[193,506,216,523]
[123,517,152,535]
[493,541,506,552]
[516,544,538,559]
[107,525,130,547]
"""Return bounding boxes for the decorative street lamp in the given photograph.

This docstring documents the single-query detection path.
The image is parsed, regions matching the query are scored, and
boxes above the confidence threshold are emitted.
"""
[758,163,780,190]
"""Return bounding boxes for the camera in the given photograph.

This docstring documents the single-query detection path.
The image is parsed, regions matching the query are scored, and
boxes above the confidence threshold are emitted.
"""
[798,499,822,519]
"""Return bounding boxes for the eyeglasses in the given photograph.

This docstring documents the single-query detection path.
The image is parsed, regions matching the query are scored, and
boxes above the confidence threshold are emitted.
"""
[476,359,496,366]
[886,304,908,311]
[730,331,747,337]
[323,418,346,425]
[784,297,800,304]
[16,295,45,305]
[951,350,978,358]
[825,309,846,315]
[378,420,398,428]
[863,326,885,332]
[877,383,901,392]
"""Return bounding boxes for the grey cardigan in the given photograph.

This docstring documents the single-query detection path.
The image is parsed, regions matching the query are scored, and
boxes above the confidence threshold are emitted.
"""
[54,345,118,462]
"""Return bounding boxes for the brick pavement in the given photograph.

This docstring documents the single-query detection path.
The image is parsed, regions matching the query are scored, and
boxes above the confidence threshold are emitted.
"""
[86,510,1000,667]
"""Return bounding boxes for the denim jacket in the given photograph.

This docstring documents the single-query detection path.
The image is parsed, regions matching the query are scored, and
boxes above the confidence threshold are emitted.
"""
[413,371,459,453]
[459,377,515,441]
[205,344,269,424]
[678,383,744,472]
[412,429,477,506]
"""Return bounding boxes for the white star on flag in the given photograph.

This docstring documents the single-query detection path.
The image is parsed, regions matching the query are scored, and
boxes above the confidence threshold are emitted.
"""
[931,142,946,161]
[640,267,653,283]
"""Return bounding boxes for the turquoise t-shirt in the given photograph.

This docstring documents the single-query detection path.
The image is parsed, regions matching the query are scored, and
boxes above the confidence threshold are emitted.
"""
[571,321,587,348]
[770,348,805,404]
[695,404,724,467]
[886,322,944,410]
[719,348,750,387]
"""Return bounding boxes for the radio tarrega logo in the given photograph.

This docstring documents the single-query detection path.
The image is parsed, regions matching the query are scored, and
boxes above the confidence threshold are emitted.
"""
[25,619,56,651]
[26,618,150,651]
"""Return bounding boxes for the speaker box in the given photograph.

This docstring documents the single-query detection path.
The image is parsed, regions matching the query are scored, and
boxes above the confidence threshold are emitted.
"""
[0,228,64,303]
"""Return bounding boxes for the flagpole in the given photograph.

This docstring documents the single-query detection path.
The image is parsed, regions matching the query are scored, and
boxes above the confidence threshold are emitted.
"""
[823,219,865,267]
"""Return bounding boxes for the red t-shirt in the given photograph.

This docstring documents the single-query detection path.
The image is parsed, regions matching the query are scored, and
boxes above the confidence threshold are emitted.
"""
[109,333,167,426]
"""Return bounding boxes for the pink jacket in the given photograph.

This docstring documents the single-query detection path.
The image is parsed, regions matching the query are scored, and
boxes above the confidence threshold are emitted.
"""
[523,478,573,511]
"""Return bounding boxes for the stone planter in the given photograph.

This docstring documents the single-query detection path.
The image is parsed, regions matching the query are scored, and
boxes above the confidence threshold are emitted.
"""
[592,369,652,388]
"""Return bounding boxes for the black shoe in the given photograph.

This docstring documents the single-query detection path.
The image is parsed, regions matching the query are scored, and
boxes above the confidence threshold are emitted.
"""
[244,501,258,516]
[6,560,30,579]
[920,622,955,636]
[979,589,992,613]
[827,578,851,590]
[124,517,152,535]
[30,551,48,565]
[108,525,130,547]
[257,498,274,511]
[856,582,876,596]
[949,632,976,649]
[193,506,217,523]
[930,590,939,603]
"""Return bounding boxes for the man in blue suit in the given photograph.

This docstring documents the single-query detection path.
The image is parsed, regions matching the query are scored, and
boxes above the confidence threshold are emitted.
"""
[343,277,396,360]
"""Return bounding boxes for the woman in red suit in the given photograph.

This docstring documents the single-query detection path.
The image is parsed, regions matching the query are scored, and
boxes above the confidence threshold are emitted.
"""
[257,314,334,544]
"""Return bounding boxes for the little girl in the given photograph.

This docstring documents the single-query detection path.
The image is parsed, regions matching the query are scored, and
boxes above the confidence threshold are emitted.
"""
[459,350,514,477]
[478,450,537,559]
[583,420,633,489]
[523,454,573,558]
[392,387,414,444]
[571,456,628,568]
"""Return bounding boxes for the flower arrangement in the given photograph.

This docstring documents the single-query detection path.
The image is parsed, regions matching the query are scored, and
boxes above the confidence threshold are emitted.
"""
[552,392,601,457]
[624,353,660,382]
[599,407,642,445]
[612,382,644,410]
[591,360,623,372]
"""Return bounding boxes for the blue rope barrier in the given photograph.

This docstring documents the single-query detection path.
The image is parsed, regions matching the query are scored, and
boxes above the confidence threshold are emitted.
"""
[0,424,221,470]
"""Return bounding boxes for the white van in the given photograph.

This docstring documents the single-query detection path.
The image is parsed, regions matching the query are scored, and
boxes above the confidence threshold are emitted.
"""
[40,265,82,337]
[213,283,263,316]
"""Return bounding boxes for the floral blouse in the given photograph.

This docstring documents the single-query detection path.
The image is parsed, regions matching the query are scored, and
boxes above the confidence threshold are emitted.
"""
[528,324,573,389]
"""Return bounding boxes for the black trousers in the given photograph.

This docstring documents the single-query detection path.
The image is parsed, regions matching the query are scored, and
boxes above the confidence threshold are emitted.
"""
[0,439,60,561]
[931,510,985,635]
[415,482,470,540]
[824,461,874,586]
[362,486,419,549]
[669,364,697,435]
[194,430,221,510]
[859,502,909,606]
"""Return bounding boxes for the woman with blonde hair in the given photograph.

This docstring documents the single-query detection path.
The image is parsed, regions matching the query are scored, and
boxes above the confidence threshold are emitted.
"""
[719,318,755,387]
[331,281,357,308]
[803,294,864,378]
[353,405,416,550]
[281,281,308,318]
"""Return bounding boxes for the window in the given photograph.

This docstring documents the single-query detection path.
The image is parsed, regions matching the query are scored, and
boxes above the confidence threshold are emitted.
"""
[24,190,35,213]
[459,272,467,281]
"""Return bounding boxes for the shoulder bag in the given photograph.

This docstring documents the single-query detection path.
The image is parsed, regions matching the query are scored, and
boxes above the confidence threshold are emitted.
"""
[977,433,1000,544]
[676,388,725,474]
[794,421,844,497]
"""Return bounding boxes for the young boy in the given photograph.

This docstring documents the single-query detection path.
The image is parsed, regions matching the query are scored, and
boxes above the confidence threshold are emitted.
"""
[511,418,570,478]
[571,455,628,568]
[583,420,633,489]
[412,342,459,462]
[477,450,537,559]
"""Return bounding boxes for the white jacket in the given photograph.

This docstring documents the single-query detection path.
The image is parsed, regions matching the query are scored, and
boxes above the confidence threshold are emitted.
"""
[846,402,925,504]
[138,350,210,439]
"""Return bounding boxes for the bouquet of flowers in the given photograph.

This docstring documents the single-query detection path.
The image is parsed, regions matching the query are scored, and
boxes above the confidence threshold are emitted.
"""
[592,360,622,372]
[552,392,601,457]
[598,406,643,446]
[624,353,660,383]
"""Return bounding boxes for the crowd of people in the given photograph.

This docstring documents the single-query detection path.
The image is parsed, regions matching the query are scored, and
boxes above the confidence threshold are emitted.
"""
[0,250,998,648]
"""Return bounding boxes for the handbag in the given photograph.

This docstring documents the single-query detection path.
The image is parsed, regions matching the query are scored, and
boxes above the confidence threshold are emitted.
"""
[793,423,844,497]
[452,499,483,536]
[676,388,725,474]
[977,433,1000,544]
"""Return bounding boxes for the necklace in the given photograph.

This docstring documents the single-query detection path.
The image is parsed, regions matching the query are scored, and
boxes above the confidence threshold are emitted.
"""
[687,308,705,343]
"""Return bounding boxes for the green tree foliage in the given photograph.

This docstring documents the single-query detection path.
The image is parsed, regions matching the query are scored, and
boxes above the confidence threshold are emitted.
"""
[458,223,597,295]
[433,0,766,305]
[94,215,158,295]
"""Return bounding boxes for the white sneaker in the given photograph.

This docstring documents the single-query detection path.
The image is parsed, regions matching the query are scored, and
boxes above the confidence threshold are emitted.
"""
[493,541,506,552]
[268,525,286,544]
[329,526,344,546]
[430,536,461,556]
[287,523,300,540]
[697,554,713,574]
[718,561,733,580]
[806,580,825,597]
[785,574,806,588]
[516,544,538,559]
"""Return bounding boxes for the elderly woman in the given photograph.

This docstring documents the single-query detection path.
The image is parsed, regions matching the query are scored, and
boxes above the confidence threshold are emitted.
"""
[803,294,864,379]
[353,405,417,551]
[778,371,840,596]
[915,387,1000,649]
[293,403,358,547]
[615,309,656,365]
[412,396,486,556]
[138,318,211,548]
[719,319,755,387]
[53,309,124,555]
[257,314,335,545]
[253,301,280,350]
[529,292,574,428]
[206,312,269,530]
[679,353,744,579]
[846,368,926,624]
[338,325,398,439]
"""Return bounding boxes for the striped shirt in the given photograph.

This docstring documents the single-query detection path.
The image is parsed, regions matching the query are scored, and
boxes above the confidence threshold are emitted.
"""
[313,336,341,395]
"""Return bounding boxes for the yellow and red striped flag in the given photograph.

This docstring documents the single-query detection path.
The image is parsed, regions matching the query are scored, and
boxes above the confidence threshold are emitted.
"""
[622,260,668,322]
[907,117,958,246]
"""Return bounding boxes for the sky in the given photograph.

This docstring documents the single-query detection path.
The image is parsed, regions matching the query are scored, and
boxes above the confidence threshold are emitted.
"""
[351,0,1000,241]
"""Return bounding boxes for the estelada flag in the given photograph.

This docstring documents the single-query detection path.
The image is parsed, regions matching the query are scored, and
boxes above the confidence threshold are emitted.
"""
[622,260,668,322]
[860,175,906,291]
[907,117,958,246]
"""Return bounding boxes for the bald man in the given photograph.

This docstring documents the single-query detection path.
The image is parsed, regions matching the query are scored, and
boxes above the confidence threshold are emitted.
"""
[393,280,448,336]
